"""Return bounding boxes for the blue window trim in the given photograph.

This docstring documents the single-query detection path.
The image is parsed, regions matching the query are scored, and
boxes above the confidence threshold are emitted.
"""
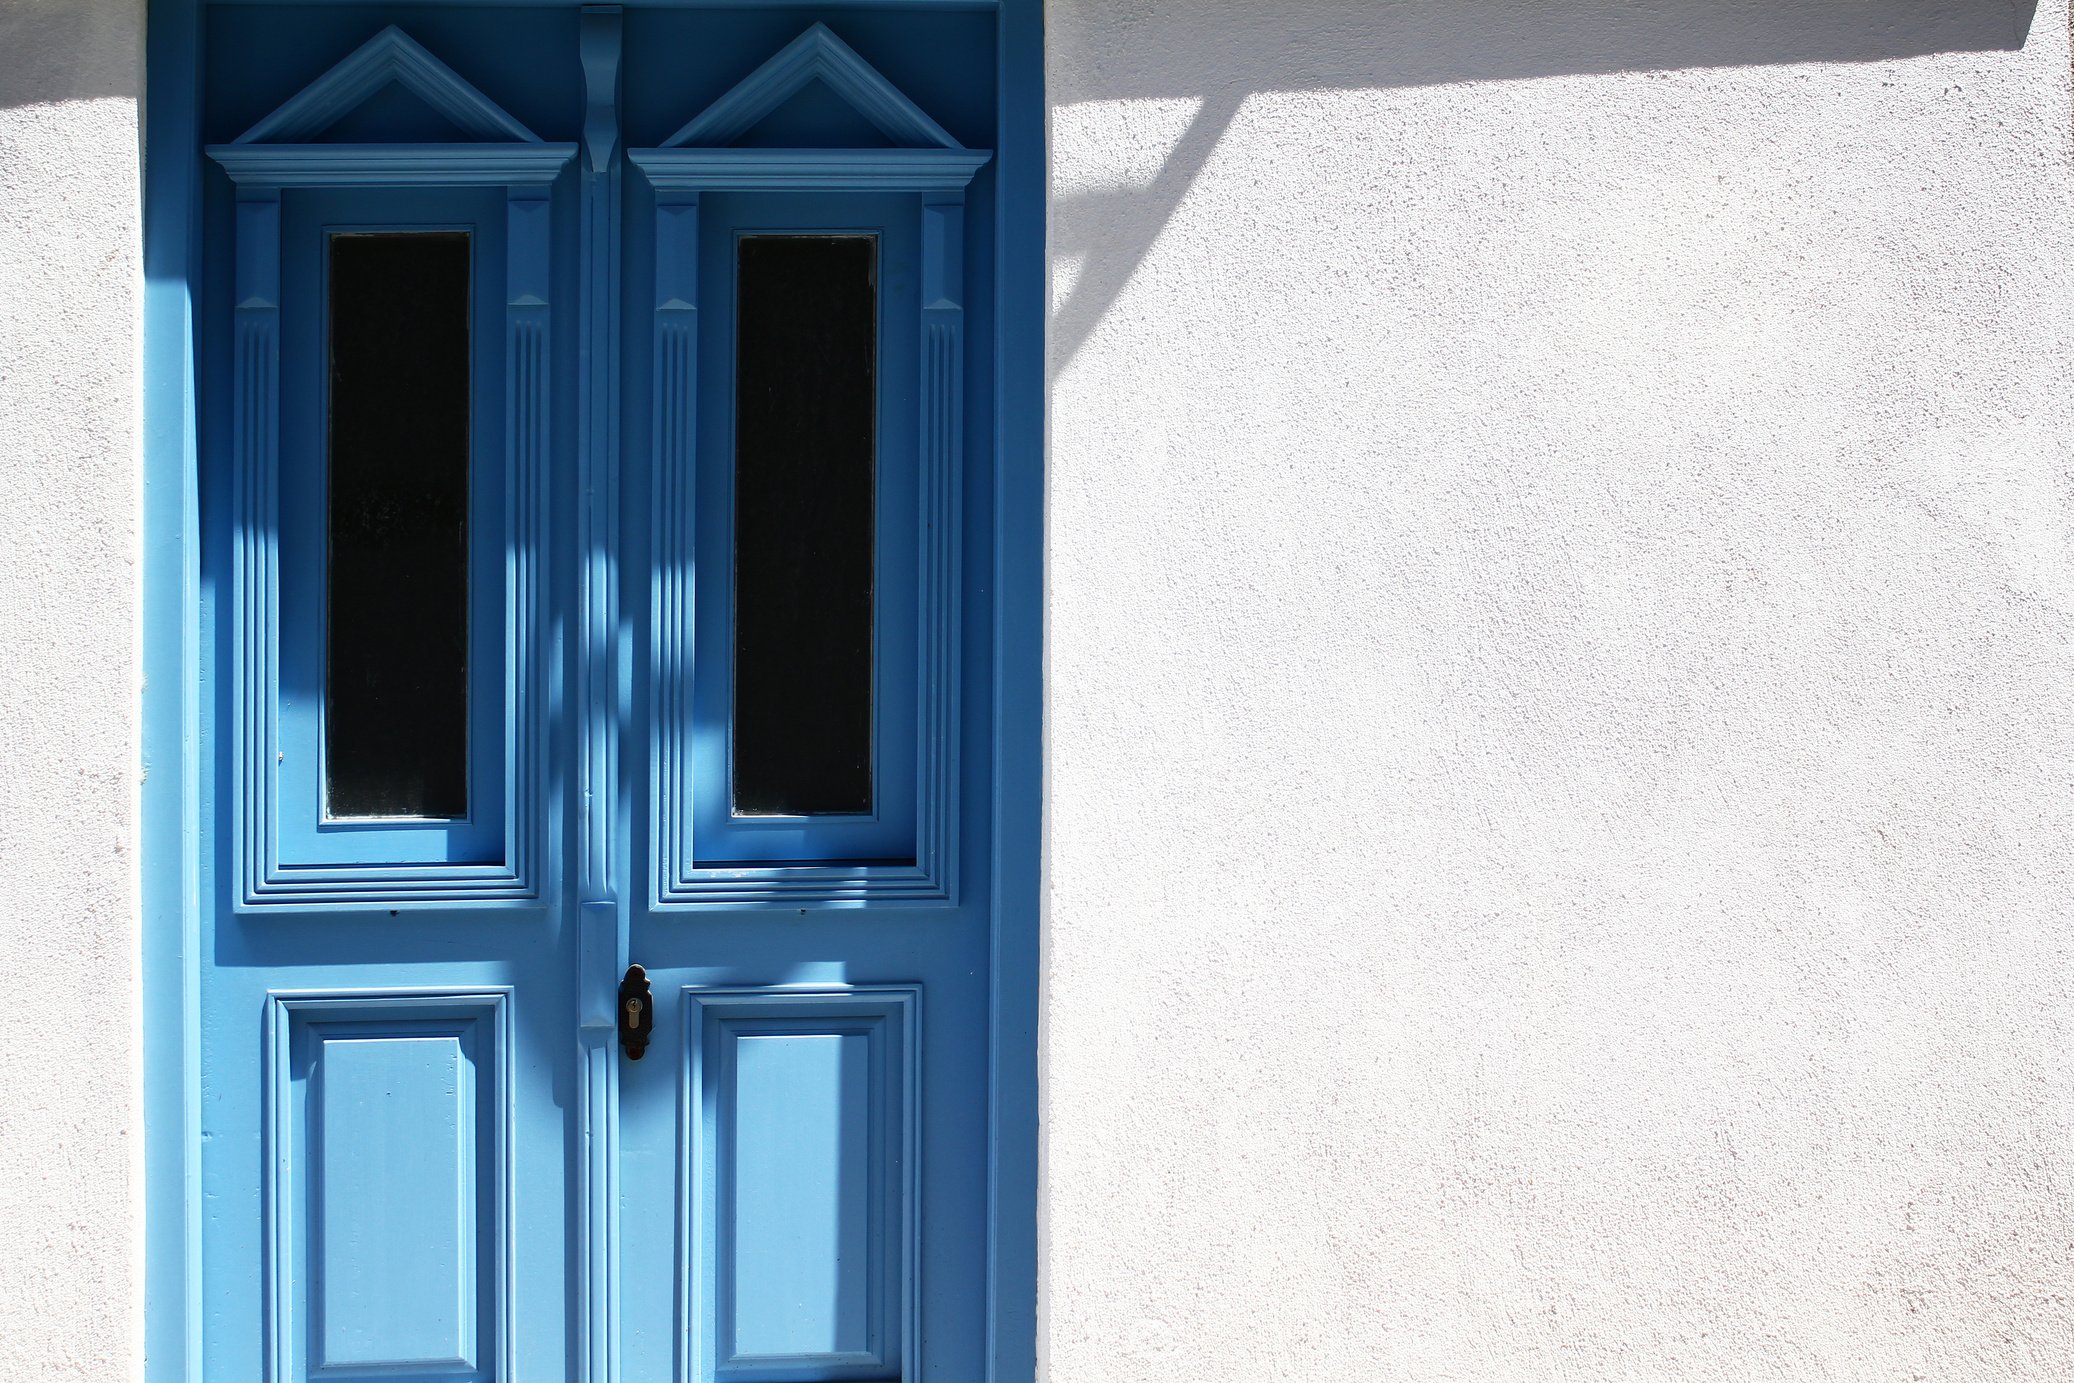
[203,40,570,907]
[691,202,920,869]
[633,24,988,907]
[140,3,1043,1381]
[641,176,974,907]
[283,197,505,866]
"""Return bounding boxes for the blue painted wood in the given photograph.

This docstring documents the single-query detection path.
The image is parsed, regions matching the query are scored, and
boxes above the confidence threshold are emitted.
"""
[635,33,982,907]
[215,183,557,903]
[204,39,571,907]
[729,1035,871,1358]
[230,25,544,145]
[208,144,576,186]
[986,5,1045,1377]
[620,17,1022,1383]
[574,17,628,1383]
[267,186,504,873]
[683,190,921,879]
[615,14,1016,1378]
[188,25,587,1383]
[160,11,1041,1383]
[630,147,987,193]
[920,194,966,908]
[648,183,701,910]
[225,186,282,908]
[139,0,204,1377]
[505,186,553,898]
[683,989,917,1383]
[316,1037,474,1367]
[661,22,962,151]
[266,991,512,1383]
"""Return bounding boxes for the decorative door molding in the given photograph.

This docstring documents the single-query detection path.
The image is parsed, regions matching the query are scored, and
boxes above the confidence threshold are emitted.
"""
[633,23,989,908]
[207,27,572,908]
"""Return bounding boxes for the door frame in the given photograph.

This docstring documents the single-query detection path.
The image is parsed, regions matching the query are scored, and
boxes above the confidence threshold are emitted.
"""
[136,1,1045,1378]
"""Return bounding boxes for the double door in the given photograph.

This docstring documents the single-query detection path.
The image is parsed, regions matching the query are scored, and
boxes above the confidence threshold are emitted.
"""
[195,9,1010,1380]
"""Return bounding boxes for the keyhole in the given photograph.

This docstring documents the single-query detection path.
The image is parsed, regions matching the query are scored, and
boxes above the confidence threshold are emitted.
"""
[618,963,652,1062]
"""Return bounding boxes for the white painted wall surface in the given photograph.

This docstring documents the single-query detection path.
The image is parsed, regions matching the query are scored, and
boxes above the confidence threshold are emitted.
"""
[0,0,143,1378]
[1045,2,2074,1379]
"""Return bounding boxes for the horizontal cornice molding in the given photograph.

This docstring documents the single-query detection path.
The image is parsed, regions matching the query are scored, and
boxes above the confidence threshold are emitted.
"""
[629,146,990,192]
[207,143,577,187]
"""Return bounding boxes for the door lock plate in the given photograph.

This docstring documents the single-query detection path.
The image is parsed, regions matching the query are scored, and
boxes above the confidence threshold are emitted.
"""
[618,964,654,1060]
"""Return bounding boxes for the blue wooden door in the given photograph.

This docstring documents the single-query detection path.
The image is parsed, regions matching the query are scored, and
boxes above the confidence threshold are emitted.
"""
[194,9,1009,1381]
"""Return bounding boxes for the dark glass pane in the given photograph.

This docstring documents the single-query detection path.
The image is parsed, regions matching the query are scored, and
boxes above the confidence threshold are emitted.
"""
[324,232,471,819]
[733,235,877,817]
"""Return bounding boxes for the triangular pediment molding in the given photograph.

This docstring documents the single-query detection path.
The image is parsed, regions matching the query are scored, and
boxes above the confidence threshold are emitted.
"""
[662,23,961,151]
[233,25,542,145]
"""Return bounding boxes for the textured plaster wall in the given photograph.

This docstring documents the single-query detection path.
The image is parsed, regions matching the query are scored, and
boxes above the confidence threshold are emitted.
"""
[1046,2,2074,1379]
[0,0,144,1378]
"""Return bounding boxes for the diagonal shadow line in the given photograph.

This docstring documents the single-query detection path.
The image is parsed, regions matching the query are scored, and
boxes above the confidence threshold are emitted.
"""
[1044,0,2038,105]
[1049,92,1244,377]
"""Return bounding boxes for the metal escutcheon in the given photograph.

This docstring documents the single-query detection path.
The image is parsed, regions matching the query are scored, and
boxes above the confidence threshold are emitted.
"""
[618,963,654,1060]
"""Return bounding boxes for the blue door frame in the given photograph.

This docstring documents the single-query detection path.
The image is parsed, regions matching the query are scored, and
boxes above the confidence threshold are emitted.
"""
[139,1,1043,1377]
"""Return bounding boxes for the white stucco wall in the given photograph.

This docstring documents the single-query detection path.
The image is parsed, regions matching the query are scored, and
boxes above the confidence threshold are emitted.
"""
[1045,2,2074,1379]
[0,0,143,1378]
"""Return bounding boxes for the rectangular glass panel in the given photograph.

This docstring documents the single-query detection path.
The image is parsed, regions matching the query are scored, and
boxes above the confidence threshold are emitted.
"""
[325,232,471,820]
[732,235,877,817]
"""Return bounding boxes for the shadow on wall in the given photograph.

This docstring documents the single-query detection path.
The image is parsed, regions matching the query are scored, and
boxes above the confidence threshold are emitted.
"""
[1050,0,2042,371]
[0,0,143,106]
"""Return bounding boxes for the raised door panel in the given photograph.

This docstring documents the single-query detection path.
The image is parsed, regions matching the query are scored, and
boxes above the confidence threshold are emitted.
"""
[687,990,916,1383]
[269,993,511,1383]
